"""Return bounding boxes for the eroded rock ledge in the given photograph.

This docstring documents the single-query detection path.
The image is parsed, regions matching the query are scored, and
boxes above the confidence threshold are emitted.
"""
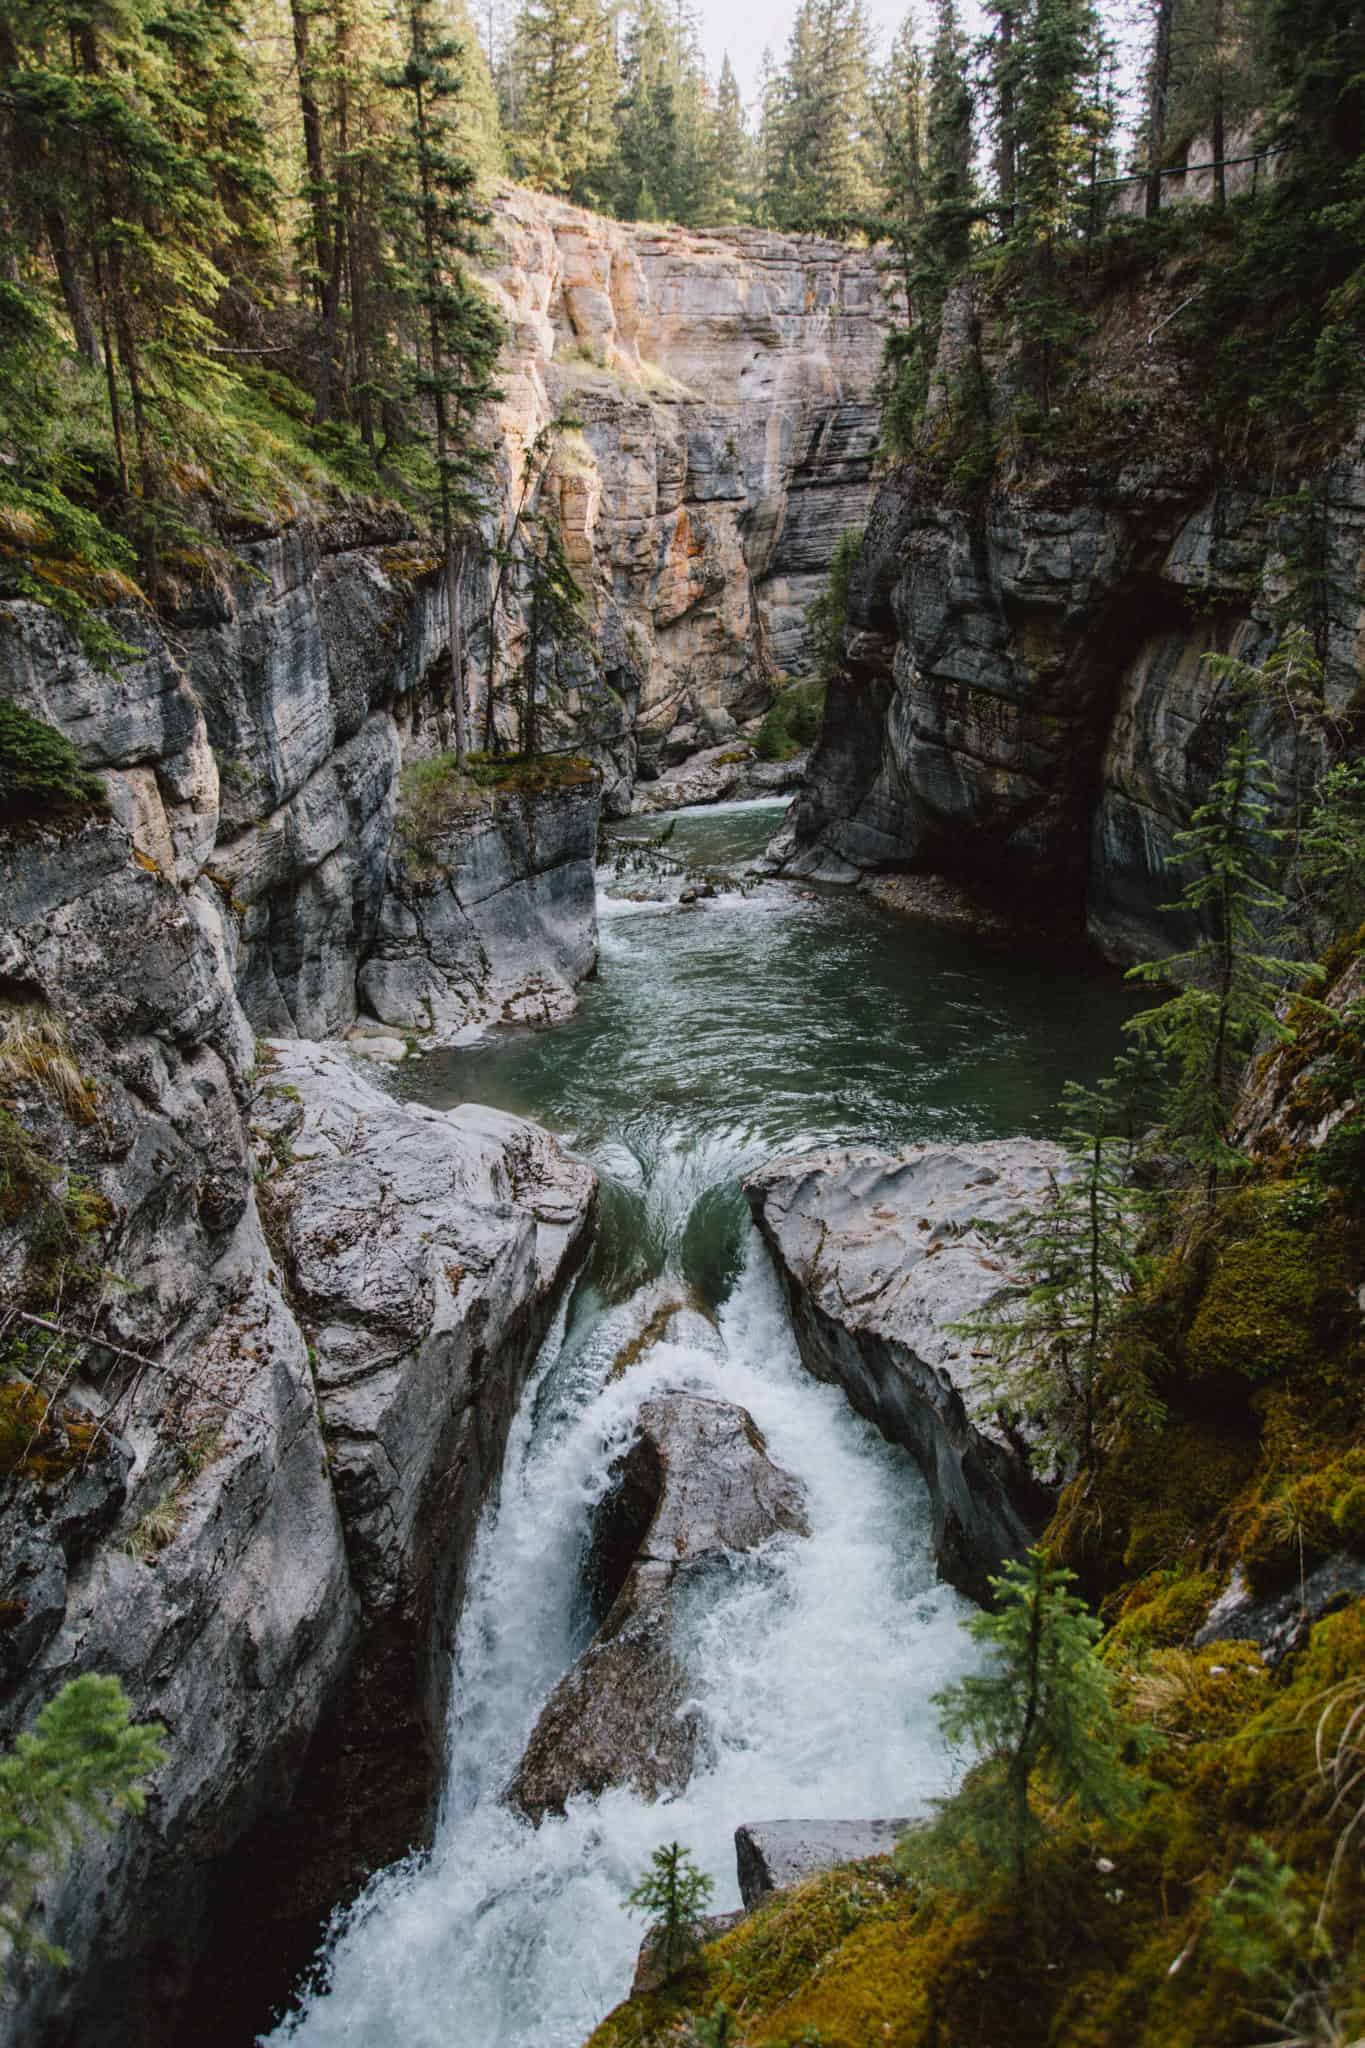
[745,1140,1062,1603]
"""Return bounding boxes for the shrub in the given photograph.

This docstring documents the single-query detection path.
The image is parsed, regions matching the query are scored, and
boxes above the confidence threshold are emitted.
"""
[0,703,106,825]
[756,680,826,762]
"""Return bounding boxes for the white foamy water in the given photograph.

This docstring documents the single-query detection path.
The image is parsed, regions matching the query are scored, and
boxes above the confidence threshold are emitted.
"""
[269,1235,976,2048]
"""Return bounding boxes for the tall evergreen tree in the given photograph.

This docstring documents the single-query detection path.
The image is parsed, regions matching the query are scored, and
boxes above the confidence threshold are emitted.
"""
[508,0,617,202]
[761,0,876,230]
[982,1,1022,227]
[387,0,504,764]
[704,56,754,225]
[923,0,974,278]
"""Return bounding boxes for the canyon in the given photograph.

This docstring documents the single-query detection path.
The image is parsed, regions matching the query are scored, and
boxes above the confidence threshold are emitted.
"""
[2,177,1362,2048]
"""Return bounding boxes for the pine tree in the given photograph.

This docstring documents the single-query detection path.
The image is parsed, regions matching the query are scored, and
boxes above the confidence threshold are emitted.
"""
[1,1674,165,1982]
[628,1840,715,1977]
[904,1548,1149,1901]
[704,56,754,225]
[1003,0,1106,416]
[871,9,927,278]
[1125,725,1314,1201]
[1143,0,1177,216]
[923,0,974,281]
[387,0,504,766]
[508,0,617,202]
[954,1064,1154,1468]
[761,0,876,230]
[982,0,1022,228]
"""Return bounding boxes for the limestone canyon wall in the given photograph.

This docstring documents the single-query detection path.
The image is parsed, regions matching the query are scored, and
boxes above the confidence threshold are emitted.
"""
[478,186,897,778]
[778,278,1365,962]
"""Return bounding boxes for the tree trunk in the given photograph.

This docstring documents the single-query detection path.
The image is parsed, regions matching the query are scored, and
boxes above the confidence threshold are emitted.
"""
[995,4,1016,232]
[290,0,335,417]
[1210,0,1227,213]
[1146,0,1176,218]
[445,538,469,768]
[45,209,100,364]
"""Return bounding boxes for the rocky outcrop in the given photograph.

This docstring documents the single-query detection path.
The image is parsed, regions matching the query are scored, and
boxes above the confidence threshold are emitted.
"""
[0,524,601,1049]
[745,1141,1064,1602]
[0,797,594,2048]
[735,1820,910,1908]
[629,743,808,814]
[508,1392,807,1821]
[359,773,601,1037]
[778,271,1365,962]
[478,187,897,775]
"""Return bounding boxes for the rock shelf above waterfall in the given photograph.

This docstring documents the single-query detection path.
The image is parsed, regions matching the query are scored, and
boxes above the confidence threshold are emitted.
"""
[745,1140,1066,1601]
[508,1390,809,1822]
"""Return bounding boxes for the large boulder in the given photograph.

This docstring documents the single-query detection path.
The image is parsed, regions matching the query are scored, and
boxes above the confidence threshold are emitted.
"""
[508,1392,808,1820]
[745,1140,1064,1602]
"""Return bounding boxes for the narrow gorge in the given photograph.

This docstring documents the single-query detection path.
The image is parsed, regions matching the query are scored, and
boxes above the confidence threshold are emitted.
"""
[3,8,1365,2043]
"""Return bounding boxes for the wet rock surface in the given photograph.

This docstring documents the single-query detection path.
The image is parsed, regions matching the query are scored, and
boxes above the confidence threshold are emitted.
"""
[509,1392,808,1821]
[0,793,595,2048]
[746,1140,1065,1601]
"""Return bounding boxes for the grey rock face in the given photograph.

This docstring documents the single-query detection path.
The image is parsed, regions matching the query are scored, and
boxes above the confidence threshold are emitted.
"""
[779,304,1365,959]
[360,778,602,1039]
[745,1141,1063,1601]
[629,743,809,814]
[0,799,595,2047]
[1195,1556,1365,1666]
[735,1820,911,1908]
[508,1391,807,1821]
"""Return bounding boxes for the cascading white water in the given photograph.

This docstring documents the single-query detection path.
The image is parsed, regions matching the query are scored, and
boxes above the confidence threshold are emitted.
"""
[273,1236,976,2048]
[266,800,1139,2048]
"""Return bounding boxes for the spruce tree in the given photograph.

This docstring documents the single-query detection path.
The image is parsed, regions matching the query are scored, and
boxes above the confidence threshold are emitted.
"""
[628,1840,715,1978]
[1,1674,165,1982]
[761,0,876,230]
[904,1548,1149,1901]
[871,9,928,286]
[388,0,504,766]
[1125,725,1313,1201]
[705,56,754,225]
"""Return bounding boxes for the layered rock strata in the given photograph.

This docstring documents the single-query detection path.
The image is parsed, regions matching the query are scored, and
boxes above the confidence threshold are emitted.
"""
[478,186,897,774]
[745,1140,1064,1601]
[0,526,601,1051]
[778,275,1365,961]
[359,774,601,1036]
[509,1391,807,1821]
